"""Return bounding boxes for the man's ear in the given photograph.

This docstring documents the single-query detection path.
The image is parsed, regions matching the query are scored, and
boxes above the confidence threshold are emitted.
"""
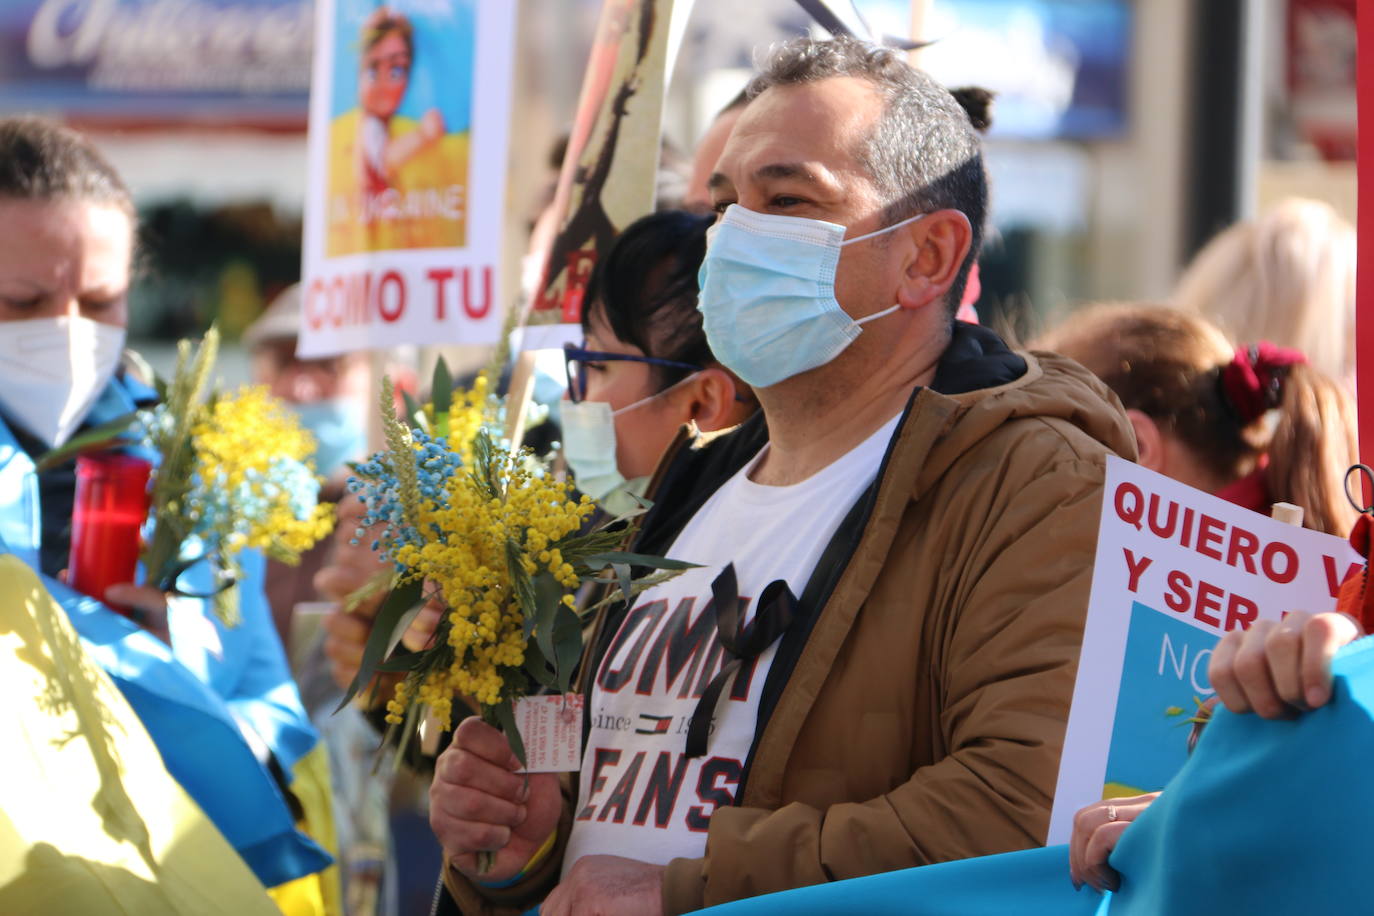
[897,209,972,311]
[1126,408,1168,473]
[678,368,742,432]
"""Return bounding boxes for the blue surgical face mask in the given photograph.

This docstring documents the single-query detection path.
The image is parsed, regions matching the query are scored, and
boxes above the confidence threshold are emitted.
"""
[696,205,925,388]
[290,398,367,478]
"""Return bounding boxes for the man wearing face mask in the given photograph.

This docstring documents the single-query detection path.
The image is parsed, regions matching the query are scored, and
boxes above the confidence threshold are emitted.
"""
[243,284,371,647]
[430,37,1135,916]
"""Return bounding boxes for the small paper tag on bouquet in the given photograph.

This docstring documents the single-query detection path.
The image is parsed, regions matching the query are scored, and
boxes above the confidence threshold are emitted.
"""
[514,694,584,773]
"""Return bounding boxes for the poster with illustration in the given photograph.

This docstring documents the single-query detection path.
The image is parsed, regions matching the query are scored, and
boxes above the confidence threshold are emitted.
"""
[1046,456,1361,844]
[520,0,690,348]
[301,0,515,356]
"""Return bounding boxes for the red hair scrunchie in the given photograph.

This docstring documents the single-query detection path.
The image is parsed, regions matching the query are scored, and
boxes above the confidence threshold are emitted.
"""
[1220,342,1306,424]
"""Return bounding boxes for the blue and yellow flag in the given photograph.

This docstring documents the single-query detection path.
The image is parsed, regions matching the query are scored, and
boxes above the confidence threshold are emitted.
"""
[0,555,279,915]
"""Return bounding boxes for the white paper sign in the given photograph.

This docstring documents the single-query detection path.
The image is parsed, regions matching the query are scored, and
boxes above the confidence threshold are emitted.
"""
[299,0,516,357]
[514,694,585,774]
[1046,456,1362,844]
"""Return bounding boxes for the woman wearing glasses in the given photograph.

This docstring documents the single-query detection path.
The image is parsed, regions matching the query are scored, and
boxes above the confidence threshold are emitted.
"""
[560,209,758,507]
[317,210,757,693]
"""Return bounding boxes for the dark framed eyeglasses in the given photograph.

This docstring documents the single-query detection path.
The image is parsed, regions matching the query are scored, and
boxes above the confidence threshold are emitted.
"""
[562,343,702,403]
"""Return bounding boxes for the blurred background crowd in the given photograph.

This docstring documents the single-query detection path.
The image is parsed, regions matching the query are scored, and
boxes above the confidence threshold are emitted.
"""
[0,1,1360,913]
[0,0,1356,372]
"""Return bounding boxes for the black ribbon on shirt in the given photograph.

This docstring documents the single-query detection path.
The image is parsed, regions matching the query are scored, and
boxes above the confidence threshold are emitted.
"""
[686,564,796,759]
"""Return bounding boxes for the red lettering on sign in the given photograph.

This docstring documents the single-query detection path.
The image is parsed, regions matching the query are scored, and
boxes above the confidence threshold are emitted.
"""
[463,266,493,319]
[305,278,327,330]
[1123,548,1153,593]
[1165,570,1192,613]
[378,270,405,322]
[1323,555,1363,598]
[1261,542,1299,584]
[1194,580,1224,627]
[428,268,454,320]
[1195,514,1225,561]
[1225,526,1260,574]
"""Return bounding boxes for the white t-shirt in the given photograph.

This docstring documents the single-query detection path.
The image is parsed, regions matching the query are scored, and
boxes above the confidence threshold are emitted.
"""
[563,415,900,872]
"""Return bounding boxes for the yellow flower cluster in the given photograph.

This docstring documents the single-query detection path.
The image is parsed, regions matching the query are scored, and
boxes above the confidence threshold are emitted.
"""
[384,676,410,726]
[439,372,490,467]
[392,445,594,725]
[192,385,335,556]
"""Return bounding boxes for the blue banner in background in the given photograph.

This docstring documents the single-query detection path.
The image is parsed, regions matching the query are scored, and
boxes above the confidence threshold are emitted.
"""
[0,0,311,123]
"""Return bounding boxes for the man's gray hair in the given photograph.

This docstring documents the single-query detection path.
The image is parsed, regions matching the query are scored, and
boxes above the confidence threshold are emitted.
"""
[747,37,987,315]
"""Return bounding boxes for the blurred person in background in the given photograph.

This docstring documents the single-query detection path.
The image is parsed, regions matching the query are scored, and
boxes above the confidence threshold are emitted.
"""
[1038,303,1358,535]
[0,115,334,911]
[683,89,749,212]
[243,284,370,649]
[1173,198,1356,386]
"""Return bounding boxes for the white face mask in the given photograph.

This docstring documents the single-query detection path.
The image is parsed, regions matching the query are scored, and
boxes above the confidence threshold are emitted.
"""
[560,376,695,502]
[0,315,126,448]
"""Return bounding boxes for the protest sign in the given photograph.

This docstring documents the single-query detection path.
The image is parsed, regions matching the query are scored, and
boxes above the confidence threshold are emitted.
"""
[519,0,690,351]
[1046,455,1362,844]
[299,0,515,357]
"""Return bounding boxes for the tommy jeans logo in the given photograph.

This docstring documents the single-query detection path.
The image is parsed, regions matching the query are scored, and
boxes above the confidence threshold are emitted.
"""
[634,714,673,735]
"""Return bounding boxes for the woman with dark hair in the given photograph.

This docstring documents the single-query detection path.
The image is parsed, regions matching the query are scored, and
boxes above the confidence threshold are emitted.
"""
[559,209,757,506]
[0,116,332,909]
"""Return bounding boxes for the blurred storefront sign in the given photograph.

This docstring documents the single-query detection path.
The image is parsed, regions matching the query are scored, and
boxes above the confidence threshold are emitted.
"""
[676,0,1131,141]
[1289,0,1356,161]
[0,0,312,125]
[899,0,1132,140]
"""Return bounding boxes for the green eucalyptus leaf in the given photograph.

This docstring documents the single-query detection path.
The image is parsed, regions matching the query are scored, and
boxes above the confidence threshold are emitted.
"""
[612,562,633,608]
[34,410,142,471]
[401,390,424,431]
[583,551,700,571]
[492,696,526,768]
[507,539,537,638]
[431,357,453,438]
[335,577,425,713]
[524,641,557,688]
[532,571,563,664]
[553,604,582,694]
[376,649,423,673]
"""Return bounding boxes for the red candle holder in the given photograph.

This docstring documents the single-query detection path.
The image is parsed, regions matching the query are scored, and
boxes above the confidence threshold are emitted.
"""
[68,453,153,611]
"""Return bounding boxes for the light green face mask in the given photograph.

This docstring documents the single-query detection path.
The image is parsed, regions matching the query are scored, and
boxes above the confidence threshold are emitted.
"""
[559,374,695,504]
[559,399,625,501]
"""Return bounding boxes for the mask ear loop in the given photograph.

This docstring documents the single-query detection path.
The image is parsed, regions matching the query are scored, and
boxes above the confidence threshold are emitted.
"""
[841,211,926,247]
[855,303,902,326]
[610,371,701,417]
